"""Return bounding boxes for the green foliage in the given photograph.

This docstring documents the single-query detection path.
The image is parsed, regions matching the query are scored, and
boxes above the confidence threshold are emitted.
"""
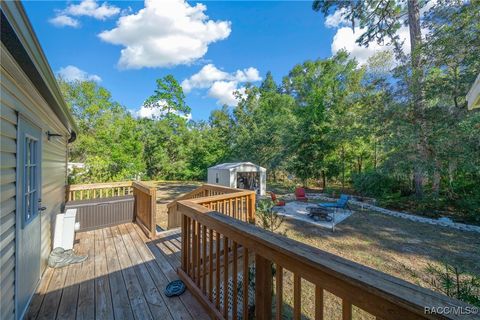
[60,1,479,224]
[426,263,480,307]
[60,79,145,183]
[256,199,284,232]
[143,74,191,117]
[352,171,411,198]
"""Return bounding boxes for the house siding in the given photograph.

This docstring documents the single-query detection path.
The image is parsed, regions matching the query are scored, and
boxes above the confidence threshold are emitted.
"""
[1,97,17,320]
[1,44,69,320]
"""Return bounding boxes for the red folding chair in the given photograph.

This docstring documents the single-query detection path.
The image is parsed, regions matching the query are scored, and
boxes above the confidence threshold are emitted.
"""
[270,192,286,206]
[295,187,308,202]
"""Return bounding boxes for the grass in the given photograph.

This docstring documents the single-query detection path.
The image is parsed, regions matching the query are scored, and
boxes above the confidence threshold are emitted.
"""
[273,204,480,318]
[153,181,480,318]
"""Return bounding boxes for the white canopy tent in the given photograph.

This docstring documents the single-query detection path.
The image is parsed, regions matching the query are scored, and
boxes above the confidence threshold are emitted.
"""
[207,162,267,195]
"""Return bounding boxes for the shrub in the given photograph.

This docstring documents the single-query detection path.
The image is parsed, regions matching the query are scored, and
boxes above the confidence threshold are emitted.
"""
[426,263,480,307]
[256,199,284,232]
[352,171,411,198]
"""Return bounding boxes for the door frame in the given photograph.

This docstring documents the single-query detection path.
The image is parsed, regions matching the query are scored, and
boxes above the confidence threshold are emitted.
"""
[14,113,43,320]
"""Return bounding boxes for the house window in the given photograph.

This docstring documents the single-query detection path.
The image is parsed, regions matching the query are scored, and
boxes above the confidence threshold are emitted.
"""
[24,136,38,224]
[215,173,219,183]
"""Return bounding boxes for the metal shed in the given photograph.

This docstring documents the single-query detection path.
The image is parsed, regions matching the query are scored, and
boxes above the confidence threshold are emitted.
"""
[207,162,267,195]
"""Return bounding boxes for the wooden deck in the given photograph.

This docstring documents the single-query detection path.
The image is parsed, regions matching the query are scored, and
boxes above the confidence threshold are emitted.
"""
[26,223,209,320]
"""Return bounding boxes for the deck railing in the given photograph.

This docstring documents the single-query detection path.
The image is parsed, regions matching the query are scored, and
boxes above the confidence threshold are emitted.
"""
[132,181,157,238]
[66,181,134,201]
[167,184,254,228]
[66,181,157,238]
[176,197,475,320]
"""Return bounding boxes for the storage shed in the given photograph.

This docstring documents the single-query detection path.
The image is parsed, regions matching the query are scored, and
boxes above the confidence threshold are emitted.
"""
[207,162,267,195]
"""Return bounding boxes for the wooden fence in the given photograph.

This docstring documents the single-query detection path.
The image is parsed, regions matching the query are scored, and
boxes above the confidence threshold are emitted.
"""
[66,181,157,238]
[176,200,475,320]
[167,184,254,229]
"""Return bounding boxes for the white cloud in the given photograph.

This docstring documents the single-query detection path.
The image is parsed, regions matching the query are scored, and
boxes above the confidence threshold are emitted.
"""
[324,8,348,28]
[208,81,245,106]
[50,0,119,28]
[98,0,231,69]
[49,15,80,28]
[181,64,261,106]
[57,65,102,82]
[181,64,230,92]
[330,26,410,65]
[65,0,120,20]
[327,3,437,65]
[136,103,192,120]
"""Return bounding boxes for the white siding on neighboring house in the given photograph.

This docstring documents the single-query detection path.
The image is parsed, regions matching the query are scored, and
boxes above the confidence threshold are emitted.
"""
[1,44,69,320]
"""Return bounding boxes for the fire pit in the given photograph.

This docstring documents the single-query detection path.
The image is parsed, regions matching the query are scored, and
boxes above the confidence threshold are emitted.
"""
[306,206,333,222]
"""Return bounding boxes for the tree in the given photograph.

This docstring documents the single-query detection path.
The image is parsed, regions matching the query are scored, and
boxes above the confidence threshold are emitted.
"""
[313,0,429,197]
[59,79,145,182]
[144,74,191,118]
[283,52,363,187]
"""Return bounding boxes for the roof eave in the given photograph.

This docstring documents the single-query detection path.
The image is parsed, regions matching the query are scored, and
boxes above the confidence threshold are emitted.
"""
[1,1,78,133]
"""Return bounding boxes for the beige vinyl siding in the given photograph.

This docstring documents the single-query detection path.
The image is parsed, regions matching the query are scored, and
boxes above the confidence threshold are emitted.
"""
[0,99,17,320]
[1,44,69,319]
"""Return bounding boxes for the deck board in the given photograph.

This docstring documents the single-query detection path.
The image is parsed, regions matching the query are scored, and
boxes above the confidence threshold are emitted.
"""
[26,223,208,320]
[103,227,135,320]
[125,223,192,320]
[147,228,210,319]
[94,229,114,320]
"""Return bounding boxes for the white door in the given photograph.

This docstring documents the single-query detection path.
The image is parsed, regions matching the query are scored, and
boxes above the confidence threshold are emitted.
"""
[16,116,42,319]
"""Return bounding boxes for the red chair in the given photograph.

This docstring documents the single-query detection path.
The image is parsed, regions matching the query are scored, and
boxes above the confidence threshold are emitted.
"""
[295,187,308,202]
[270,192,286,206]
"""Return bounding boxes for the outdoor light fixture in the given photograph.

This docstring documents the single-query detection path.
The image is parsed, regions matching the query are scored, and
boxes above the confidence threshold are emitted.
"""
[46,131,63,141]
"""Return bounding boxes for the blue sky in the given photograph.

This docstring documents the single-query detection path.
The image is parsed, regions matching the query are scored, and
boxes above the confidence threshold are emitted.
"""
[23,0,383,120]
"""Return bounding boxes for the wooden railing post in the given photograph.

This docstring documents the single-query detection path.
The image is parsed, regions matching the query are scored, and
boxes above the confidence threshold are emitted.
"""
[132,181,157,238]
[248,193,256,223]
[181,214,187,270]
[255,254,272,320]
[149,185,156,236]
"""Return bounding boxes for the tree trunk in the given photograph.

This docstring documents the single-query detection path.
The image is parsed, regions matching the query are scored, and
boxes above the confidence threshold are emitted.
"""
[432,158,441,198]
[408,0,428,198]
[321,169,326,191]
[341,146,345,191]
[447,159,457,197]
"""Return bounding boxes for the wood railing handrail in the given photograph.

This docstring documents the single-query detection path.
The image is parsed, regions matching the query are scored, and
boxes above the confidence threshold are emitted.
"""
[177,200,475,320]
[66,181,135,201]
[166,184,255,229]
[65,181,156,239]
[67,181,133,191]
[166,184,241,209]
[189,190,256,204]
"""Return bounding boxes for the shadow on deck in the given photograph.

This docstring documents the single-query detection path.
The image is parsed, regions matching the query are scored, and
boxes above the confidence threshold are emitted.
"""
[26,223,209,320]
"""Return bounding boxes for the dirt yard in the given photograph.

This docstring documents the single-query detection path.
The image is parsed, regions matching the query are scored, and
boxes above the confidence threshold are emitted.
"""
[152,181,202,230]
